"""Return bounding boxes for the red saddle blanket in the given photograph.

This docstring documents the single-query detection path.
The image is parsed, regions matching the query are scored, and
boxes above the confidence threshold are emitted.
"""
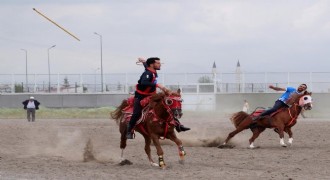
[251,109,265,117]
[250,107,284,118]
[121,96,176,126]
[121,96,152,123]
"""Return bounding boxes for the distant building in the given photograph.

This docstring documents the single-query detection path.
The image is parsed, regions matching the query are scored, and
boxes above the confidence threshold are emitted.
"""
[235,60,243,92]
[212,61,217,80]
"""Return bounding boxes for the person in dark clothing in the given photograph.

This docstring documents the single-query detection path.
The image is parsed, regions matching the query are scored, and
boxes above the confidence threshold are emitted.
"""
[253,84,307,121]
[126,57,190,139]
[22,96,41,122]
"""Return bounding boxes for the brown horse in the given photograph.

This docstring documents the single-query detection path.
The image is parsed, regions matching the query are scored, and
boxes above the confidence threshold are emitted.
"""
[110,89,186,169]
[219,91,313,149]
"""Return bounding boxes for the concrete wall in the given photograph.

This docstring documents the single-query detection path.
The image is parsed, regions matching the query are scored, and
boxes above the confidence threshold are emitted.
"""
[0,93,328,118]
[0,94,128,108]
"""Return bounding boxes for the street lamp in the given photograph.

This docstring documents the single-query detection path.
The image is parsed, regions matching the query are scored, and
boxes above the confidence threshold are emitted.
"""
[47,45,56,93]
[20,49,28,91]
[94,32,104,92]
[92,68,100,92]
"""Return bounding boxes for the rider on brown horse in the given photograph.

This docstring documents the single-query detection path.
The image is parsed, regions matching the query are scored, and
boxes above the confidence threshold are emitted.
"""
[253,83,308,121]
[126,57,190,139]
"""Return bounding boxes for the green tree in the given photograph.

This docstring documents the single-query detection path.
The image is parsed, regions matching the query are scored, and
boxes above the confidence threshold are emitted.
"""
[63,77,70,88]
[198,75,212,83]
[15,83,23,93]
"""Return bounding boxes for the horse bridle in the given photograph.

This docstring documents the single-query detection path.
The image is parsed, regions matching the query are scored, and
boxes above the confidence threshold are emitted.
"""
[164,96,183,120]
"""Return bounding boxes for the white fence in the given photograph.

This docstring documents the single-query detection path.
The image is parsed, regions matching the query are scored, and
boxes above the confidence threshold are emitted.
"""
[1,72,329,93]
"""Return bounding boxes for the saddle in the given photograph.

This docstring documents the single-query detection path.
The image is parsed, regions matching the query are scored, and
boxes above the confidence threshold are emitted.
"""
[121,96,152,123]
[121,96,176,126]
[250,107,285,118]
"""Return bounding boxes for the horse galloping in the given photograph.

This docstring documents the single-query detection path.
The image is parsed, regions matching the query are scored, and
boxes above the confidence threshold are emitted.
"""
[110,89,185,169]
[219,91,313,149]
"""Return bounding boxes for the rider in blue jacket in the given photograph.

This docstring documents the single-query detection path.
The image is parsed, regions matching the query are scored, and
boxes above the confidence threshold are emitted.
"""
[253,84,308,120]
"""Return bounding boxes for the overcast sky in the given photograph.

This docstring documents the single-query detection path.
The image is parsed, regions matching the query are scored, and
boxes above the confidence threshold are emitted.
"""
[1,0,330,75]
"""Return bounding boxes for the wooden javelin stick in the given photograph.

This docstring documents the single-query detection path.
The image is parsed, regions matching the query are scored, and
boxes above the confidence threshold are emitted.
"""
[33,8,80,41]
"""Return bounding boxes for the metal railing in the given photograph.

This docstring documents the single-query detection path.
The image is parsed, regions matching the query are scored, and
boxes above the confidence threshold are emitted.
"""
[1,72,329,93]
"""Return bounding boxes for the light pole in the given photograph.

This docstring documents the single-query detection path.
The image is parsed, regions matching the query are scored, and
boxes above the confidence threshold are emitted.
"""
[94,32,104,92]
[47,45,56,93]
[92,68,100,92]
[20,49,28,91]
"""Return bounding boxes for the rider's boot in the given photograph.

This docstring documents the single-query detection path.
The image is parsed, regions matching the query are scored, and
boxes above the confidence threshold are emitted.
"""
[175,119,190,132]
[126,124,134,139]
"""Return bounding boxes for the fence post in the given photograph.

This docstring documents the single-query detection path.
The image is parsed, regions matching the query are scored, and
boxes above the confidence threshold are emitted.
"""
[309,72,313,92]
[34,74,37,92]
[80,74,83,93]
[57,73,60,93]
[11,74,14,93]
[125,72,128,93]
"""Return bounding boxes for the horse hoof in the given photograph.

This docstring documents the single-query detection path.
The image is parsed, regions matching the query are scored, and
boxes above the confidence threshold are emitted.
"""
[218,144,235,149]
[150,162,158,167]
[160,165,166,170]
[179,159,185,165]
[119,159,133,166]
[281,145,287,148]
[248,146,260,149]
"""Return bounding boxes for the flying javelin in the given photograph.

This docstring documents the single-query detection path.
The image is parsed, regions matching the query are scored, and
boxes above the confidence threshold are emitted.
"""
[33,8,80,41]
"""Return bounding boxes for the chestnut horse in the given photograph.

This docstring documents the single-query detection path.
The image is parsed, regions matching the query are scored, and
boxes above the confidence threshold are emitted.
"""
[110,89,186,169]
[219,91,313,149]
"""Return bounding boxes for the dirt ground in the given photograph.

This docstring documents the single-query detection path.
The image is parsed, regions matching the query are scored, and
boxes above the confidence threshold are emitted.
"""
[0,113,330,180]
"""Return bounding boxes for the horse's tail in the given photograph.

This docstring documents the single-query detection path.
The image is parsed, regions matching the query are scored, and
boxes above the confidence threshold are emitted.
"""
[110,99,128,124]
[230,111,250,128]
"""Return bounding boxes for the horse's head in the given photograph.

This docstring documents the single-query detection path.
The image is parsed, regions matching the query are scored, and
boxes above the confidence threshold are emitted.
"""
[164,89,183,120]
[286,91,313,110]
[299,91,313,110]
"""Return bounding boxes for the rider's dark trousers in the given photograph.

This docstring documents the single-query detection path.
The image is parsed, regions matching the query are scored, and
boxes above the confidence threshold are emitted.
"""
[259,100,288,117]
[127,98,143,132]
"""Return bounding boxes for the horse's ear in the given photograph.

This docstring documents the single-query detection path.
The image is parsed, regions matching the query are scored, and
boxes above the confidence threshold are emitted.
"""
[304,91,312,95]
[177,88,181,94]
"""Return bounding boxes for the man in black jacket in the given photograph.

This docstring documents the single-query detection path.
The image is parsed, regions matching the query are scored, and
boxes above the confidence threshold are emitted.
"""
[126,57,190,139]
[22,96,40,122]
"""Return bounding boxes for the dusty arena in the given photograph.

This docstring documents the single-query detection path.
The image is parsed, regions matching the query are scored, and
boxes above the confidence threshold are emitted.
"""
[0,113,329,180]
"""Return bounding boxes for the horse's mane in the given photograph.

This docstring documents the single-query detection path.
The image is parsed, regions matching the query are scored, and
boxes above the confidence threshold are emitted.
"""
[150,92,165,102]
[149,90,181,108]
[149,91,181,107]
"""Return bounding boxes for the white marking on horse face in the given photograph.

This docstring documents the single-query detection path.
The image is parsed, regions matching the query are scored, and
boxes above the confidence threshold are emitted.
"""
[299,95,313,106]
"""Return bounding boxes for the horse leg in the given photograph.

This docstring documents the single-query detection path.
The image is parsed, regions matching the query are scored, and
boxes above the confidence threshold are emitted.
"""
[119,122,128,163]
[150,134,166,169]
[218,118,251,148]
[167,132,185,164]
[285,127,293,145]
[142,134,158,167]
[277,125,287,147]
[249,127,265,149]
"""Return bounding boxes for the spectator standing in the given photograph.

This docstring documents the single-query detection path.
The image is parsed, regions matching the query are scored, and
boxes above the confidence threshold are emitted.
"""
[242,99,249,113]
[22,96,40,122]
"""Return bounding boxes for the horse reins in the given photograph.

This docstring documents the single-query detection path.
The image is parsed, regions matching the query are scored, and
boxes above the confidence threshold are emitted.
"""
[287,103,299,126]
